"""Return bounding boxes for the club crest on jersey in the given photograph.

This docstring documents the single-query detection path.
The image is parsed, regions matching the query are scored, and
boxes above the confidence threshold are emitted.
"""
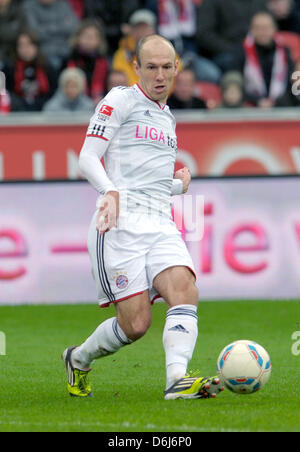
[97,104,114,121]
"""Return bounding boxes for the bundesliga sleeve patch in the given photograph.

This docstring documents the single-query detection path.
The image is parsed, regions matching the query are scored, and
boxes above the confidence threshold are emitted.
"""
[97,104,114,122]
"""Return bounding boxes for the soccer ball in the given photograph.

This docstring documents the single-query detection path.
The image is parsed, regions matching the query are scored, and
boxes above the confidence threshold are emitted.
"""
[216,340,272,394]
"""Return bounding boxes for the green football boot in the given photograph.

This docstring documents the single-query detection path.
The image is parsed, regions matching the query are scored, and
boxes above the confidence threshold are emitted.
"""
[164,374,224,400]
[62,346,92,397]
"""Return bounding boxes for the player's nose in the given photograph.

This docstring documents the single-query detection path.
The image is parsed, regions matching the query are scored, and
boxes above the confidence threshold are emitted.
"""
[155,68,164,81]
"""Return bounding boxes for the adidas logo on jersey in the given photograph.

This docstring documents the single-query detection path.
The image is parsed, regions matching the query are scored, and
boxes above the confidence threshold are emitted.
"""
[168,324,189,333]
[144,110,152,118]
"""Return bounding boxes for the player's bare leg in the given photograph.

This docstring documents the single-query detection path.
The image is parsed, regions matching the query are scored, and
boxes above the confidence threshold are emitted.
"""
[153,265,198,309]
[115,290,152,341]
[154,266,224,399]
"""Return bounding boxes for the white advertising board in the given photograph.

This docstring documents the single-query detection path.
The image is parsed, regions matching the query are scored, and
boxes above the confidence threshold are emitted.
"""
[0,178,299,304]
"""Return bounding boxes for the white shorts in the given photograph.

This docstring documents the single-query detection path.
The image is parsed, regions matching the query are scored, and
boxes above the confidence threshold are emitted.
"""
[87,210,196,307]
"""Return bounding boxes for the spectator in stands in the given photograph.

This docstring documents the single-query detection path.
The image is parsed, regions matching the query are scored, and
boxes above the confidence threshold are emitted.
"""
[291,59,300,104]
[167,68,207,109]
[0,91,11,114]
[65,19,109,104]
[22,0,79,70]
[145,0,221,83]
[43,67,94,112]
[112,9,157,86]
[267,0,300,33]
[3,30,57,111]
[148,0,199,54]
[105,70,129,93]
[219,71,245,108]
[197,0,267,72]
[276,59,300,105]
[66,0,85,19]
[0,0,27,64]
[230,12,294,108]
[84,0,141,56]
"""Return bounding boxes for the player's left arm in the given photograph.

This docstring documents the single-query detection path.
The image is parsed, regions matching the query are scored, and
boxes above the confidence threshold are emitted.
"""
[172,167,191,195]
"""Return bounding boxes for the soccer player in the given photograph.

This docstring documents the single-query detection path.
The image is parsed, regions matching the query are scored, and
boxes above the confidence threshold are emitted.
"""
[62,34,224,400]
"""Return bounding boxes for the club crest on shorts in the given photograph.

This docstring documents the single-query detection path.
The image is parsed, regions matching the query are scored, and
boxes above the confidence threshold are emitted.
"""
[115,273,129,290]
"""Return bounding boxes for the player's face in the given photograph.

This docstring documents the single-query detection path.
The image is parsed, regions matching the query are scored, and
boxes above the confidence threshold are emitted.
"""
[135,40,178,103]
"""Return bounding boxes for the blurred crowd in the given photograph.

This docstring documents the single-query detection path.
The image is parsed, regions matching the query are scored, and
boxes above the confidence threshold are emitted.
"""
[0,0,300,114]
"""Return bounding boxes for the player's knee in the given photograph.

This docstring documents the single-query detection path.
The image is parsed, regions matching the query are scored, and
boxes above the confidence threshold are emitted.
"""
[175,281,198,305]
[125,316,152,342]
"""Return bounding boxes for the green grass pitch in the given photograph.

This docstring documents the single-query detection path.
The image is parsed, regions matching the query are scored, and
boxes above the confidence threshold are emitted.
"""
[0,300,300,432]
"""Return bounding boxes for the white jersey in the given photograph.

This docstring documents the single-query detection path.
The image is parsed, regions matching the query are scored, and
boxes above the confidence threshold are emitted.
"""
[81,84,196,306]
[83,83,178,218]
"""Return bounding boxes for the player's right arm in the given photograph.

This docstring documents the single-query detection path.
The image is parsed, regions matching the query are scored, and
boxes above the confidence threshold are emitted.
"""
[78,88,131,233]
[79,136,119,234]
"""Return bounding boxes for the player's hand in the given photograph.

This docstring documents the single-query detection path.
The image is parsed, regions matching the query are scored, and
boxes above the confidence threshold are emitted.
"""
[174,167,191,193]
[97,191,119,234]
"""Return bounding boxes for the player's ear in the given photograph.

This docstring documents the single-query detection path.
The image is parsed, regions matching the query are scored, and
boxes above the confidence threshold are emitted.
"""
[133,59,140,77]
[174,59,179,77]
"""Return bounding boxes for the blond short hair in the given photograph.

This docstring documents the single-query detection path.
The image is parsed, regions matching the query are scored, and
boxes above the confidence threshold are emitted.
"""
[59,68,87,92]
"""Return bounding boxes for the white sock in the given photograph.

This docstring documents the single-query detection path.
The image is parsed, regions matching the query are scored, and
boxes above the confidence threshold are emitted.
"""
[72,317,132,370]
[163,304,198,390]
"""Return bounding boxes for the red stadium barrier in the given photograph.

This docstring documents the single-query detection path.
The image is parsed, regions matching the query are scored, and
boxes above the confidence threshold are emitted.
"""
[0,111,300,180]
